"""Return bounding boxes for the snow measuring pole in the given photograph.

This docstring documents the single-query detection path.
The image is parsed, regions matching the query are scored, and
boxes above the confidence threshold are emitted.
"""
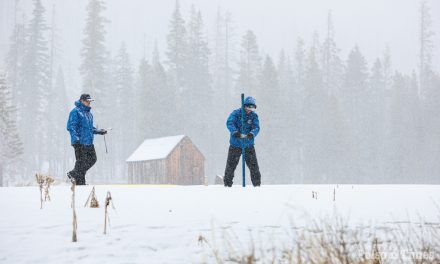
[241,93,246,187]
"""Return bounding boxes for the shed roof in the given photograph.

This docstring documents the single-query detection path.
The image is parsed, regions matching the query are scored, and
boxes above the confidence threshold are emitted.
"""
[126,135,186,162]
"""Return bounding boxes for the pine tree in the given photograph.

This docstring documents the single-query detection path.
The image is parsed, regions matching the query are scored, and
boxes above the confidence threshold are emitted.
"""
[150,44,173,137]
[212,8,235,105]
[80,0,109,115]
[135,43,172,141]
[300,32,349,183]
[387,73,421,182]
[165,0,187,89]
[259,55,287,182]
[293,38,307,183]
[111,43,134,180]
[418,0,439,183]
[114,43,134,115]
[186,6,213,176]
[186,5,210,112]
[424,72,440,183]
[369,59,385,119]
[369,58,386,181]
[302,35,326,182]
[211,8,236,180]
[382,46,392,90]
[259,55,279,112]
[236,30,261,97]
[48,4,61,90]
[277,50,296,180]
[277,50,294,102]
[305,33,323,100]
[5,12,26,104]
[134,54,153,140]
[343,45,370,180]
[165,0,187,133]
[380,47,394,181]
[294,38,306,86]
[408,72,424,182]
[418,0,434,99]
[0,73,23,186]
[320,15,348,182]
[21,0,50,174]
[46,4,67,177]
[78,0,111,182]
[48,67,69,177]
[321,10,343,97]
[343,46,368,122]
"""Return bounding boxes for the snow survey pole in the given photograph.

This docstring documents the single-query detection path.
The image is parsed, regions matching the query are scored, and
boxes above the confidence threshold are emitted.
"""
[241,93,246,187]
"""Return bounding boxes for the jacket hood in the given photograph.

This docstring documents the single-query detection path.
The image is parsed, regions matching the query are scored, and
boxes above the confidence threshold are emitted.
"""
[75,100,91,111]
[244,96,257,108]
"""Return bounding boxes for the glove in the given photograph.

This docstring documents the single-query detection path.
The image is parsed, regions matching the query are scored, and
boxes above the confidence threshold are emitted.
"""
[233,131,241,138]
[98,129,107,135]
[73,140,81,148]
[247,133,254,139]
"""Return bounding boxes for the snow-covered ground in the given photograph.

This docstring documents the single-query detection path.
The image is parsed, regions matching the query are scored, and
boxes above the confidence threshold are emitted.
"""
[0,184,439,263]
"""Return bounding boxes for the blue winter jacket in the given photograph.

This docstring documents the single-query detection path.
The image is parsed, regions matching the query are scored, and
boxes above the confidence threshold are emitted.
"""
[66,100,99,146]
[226,109,260,148]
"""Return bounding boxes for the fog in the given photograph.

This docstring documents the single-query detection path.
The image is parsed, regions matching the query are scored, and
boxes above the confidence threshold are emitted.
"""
[0,0,439,185]
[1,0,440,75]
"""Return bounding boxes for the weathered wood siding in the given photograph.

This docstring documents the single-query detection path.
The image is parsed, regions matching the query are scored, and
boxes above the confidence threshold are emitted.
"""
[128,159,167,184]
[166,137,205,185]
[128,136,204,185]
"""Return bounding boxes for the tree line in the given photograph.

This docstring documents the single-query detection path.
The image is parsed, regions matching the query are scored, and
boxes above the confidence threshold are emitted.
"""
[1,0,439,185]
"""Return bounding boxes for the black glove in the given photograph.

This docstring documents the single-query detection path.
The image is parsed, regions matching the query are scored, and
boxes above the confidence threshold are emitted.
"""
[233,131,241,138]
[97,129,107,135]
[247,133,254,139]
[73,140,81,148]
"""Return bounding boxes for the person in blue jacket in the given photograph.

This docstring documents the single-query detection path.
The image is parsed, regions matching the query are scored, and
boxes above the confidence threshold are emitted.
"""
[224,96,261,187]
[66,94,107,185]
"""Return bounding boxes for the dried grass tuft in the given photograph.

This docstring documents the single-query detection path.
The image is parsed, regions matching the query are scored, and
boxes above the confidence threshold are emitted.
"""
[84,186,99,208]
[200,212,440,264]
[35,173,55,208]
[44,176,54,202]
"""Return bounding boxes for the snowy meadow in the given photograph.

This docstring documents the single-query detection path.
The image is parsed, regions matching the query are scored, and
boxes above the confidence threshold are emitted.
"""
[1,184,439,263]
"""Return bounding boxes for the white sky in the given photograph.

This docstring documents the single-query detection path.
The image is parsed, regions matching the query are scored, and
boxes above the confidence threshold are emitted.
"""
[1,0,439,79]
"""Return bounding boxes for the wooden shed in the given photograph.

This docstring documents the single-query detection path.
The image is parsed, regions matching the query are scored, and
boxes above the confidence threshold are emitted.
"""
[126,135,205,185]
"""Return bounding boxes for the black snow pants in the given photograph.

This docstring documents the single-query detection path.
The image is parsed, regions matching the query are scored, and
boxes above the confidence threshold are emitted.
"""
[69,144,97,185]
[224,145,261,187]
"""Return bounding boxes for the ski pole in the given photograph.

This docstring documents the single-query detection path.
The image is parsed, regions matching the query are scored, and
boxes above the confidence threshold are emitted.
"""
[241,93,246,187]
[103,134,108,154]
[102,128,112,154]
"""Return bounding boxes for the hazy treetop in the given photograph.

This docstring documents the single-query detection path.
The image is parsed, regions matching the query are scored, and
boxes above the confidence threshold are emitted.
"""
[0,0,439,81]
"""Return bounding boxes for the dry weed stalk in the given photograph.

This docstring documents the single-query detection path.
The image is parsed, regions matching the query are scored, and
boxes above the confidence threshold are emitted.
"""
[71,181,77,242]
[372,238,382,264]
[84,186,99,208]
[35,173,45,209]
[44,176,54,201]
[104,191,115,235]
[35,174,55,208]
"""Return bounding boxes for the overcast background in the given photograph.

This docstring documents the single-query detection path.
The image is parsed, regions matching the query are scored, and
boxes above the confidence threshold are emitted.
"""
[1,0,439,185]
[1,0,440,92]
